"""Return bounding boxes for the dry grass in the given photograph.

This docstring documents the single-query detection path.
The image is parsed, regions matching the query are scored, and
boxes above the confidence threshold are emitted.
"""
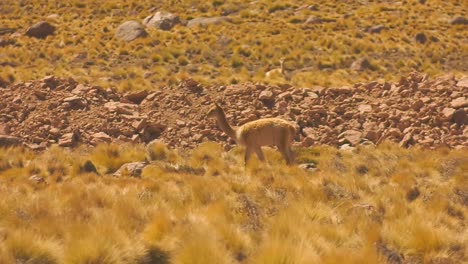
[0,0,466,90]
[0,142,466,263]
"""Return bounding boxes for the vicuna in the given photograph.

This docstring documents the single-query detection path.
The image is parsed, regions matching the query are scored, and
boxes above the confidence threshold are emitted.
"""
[207,103,297,165]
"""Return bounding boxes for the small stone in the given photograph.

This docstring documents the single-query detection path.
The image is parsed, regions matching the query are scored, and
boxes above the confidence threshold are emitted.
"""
[115,21,148,42]
[406,187,420,202]
[299,162,318,172]
[450,97,468,109]
[80,160,98,174]
[415,32,427,44]
[58,132,79,147]
[450,16,468,25]
[358,104,372,113]
[124,90,148,104]
[442,108,456,119]
[304,16,322,24]
[113,161,148,178]
[29,175,46,184]
[368,24,385,34]
[453,109,466,125]
[259,90,274,101]
[456,77,468,87]
[132,119,147,131]
[0,135,21,147]
[91,132,112,144]
[350,58,372,71]
[25,21,55,39]
[338,130,362,146]
[143,11,181,30]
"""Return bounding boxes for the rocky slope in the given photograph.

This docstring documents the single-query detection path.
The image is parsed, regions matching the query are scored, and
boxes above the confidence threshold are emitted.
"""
[0,72,466,150]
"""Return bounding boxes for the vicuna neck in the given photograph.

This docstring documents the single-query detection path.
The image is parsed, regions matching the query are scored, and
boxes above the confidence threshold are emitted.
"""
[215,109,237,140]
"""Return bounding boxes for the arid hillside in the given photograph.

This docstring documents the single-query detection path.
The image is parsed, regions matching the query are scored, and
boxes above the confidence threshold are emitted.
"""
[0,1,467,264]
[0,0,467,90]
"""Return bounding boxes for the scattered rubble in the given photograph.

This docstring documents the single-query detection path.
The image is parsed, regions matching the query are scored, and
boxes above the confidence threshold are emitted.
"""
[0,72,466,150]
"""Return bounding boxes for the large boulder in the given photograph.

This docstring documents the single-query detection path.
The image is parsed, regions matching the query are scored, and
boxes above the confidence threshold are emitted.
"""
[143,11,181,30]
[25,21,56,39]
[115,21,148,42]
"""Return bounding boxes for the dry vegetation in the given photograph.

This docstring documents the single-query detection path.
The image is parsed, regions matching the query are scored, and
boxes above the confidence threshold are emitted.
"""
[0,0,467,91]
[0,142,466,263]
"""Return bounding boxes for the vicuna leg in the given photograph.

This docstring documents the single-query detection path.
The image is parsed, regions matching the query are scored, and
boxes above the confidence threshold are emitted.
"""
[244,146,254,165]
[255,147,265,161]
[278,133,293,165]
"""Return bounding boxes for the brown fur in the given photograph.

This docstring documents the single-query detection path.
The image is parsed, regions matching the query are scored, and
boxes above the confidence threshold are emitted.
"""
[207,103,297,165]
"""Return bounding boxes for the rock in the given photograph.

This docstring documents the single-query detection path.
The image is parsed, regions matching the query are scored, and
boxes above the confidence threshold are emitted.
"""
[358,104,372,113]
[104,102,139,115]
[25,21,55,38]
[406,187,420,202]
[399,132,414,148]
[339,130,362,146]
[450,97,468,109]
[143,11,181,30]
[113,161,148,177]
[91,132,112,144]
[450,16,468,25]
[115,21,148,42]
[457,77,468,87]
[299,162,318,172]
[80,160,98,174]
[453,109,466,125]
[132,119,147,131]
[368,24,385,33]
[0,135,21,147]
[415,32,427,44]
[259,90,274,101]
[442,107,456,119]
[411,100,424,111]
[58,132,79,147]
[124,90,148,104]
[339,144,356,152]
[301,136,315,147]
[350,58,372,71]
[63,96,87,109]
[181,78,203,93]
[29,175,46,184]
[0,124,10,135]
[304,16,322,24]
[187,16,231,27]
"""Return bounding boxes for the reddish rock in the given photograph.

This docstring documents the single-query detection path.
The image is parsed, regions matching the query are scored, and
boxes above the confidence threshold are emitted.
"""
[338,130,362,145]
[442,108,456,119]
[91,132,112,144]
[104,102,138,115]
[0,135,21,147]
[358,104,372,113]
[124,90,148,104]
[450,97,467,109]
[456,77,468,87]
[132,119,147,131]
[58,132,79,147]
[259,90,274,101]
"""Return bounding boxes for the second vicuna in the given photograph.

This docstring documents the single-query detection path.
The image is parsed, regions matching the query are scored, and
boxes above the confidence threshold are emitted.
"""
[207,103,297,165]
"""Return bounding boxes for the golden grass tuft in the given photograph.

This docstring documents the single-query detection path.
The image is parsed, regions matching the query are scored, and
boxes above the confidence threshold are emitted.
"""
[0,142,466,263]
